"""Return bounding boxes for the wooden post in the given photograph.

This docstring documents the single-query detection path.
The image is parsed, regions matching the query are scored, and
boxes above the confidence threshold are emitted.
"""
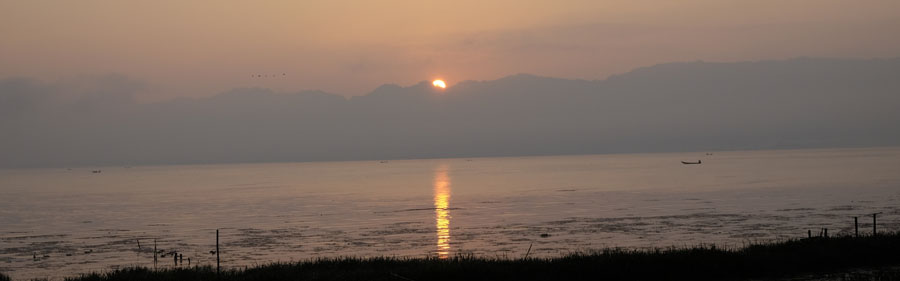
[873,213,877,236]
[524,242,533,259]
[154,239,157,268]
[808,230,811,238]
[824,228,827,238]
[854,217,859,238]
[216,229,220,274]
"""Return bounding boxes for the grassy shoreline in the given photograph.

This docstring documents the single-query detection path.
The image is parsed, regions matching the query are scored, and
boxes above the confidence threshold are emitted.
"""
[5,233,900,281]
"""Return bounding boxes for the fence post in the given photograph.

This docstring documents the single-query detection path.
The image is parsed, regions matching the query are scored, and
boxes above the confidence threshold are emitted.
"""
[873,214,877,236]
[217,229,220,274]
[854,217,858,238]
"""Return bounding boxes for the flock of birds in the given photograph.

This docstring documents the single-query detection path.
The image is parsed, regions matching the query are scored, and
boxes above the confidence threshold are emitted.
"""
[33,249,91,261]
[31,239,217,264]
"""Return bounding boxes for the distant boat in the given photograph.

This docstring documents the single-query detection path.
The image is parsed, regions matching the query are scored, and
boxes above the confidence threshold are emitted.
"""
[681,160,702,165]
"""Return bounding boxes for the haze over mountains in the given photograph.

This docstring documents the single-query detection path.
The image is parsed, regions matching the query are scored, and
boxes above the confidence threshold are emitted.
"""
[2,57,899,168]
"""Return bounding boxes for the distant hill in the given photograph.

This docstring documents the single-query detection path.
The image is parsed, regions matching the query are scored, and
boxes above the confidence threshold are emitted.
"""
[2,57,899,168]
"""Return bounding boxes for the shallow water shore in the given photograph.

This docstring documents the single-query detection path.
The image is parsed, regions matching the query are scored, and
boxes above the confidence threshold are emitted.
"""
[7,232,898,281]
[3,148,900,280]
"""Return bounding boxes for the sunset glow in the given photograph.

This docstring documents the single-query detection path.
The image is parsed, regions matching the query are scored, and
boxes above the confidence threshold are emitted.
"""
[432,79,447,89]
[3,0,900,279]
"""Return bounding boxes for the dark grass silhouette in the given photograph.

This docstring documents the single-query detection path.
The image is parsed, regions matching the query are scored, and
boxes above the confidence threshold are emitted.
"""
[0,272,10,281]
[63,232,900,281]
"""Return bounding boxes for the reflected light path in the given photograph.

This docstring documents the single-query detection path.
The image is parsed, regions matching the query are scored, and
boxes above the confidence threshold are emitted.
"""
[433,165,451,259]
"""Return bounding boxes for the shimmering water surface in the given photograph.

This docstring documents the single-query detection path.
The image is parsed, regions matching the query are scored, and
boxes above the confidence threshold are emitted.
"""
[2,147,900,280]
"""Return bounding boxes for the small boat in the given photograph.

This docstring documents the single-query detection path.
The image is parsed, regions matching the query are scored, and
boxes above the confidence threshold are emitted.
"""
[681,160,702,165]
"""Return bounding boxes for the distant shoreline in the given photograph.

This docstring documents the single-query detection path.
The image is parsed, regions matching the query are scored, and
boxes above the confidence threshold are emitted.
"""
[4,144,899,171]
[8,232,898,281]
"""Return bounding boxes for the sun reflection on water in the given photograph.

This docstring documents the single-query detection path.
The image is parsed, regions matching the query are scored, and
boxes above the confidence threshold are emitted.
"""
[433,165,451,259]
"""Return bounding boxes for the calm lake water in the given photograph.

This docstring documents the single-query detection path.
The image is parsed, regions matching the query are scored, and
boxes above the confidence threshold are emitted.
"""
[2,147,900,280]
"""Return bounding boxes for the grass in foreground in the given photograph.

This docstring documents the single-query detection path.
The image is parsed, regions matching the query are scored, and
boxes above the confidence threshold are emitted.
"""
[61,232,900,281]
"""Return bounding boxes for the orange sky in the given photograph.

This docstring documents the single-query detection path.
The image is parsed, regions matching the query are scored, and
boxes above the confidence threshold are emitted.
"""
[2,0,899,101]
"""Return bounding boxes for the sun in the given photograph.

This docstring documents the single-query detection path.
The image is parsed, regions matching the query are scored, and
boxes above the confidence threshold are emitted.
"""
[432,79,447,89]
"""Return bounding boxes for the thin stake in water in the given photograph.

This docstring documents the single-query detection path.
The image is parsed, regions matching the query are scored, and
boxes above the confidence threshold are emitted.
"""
[217,229,220,274]
[873,213,877,236]
[524,242,533,259]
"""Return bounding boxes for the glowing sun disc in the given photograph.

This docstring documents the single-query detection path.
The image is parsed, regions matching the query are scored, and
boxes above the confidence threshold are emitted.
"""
[432,79,447,89]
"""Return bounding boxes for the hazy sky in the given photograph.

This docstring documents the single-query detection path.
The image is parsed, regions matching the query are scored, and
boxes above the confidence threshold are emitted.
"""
[2,0,900,101]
